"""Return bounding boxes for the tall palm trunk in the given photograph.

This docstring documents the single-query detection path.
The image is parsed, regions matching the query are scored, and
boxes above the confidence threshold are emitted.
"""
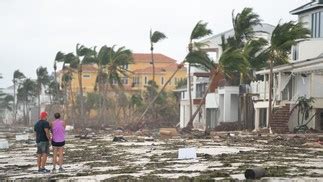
[188,63,192,122]
[137,64,183,127]
[98,66,103,123]
[188,42,193,124]
[268,59,273,129]
[37,83,41,115]
[78,65,85,127]
[151,46,155,82]
[13,81,16,123]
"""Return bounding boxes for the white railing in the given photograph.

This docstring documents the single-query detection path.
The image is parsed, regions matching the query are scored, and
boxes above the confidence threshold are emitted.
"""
[250,81,269,100]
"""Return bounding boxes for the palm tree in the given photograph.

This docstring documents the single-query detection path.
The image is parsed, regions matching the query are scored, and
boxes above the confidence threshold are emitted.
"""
[230,8,262,48]
[75,44,94,125]
[55,51,78,123]
[93,45,133,124]
[184,50,217,129]
[12,70,25,123]
[220,7,263,84]
[150,30,167,82]
[187,20,212,123]
[36,67,49,115]
[266,21,310,128]
[17,78,37,125]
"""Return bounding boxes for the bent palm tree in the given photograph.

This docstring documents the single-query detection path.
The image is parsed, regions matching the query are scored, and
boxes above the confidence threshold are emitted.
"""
[94,45,133,123]
[76,44,94,123]
[187,20,212,124]
[266,21,310,128]
[150,30,167,82]
[184,50,217,130]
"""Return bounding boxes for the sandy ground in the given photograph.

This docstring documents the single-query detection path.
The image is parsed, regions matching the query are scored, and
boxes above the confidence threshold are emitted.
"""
[2,128,323,181]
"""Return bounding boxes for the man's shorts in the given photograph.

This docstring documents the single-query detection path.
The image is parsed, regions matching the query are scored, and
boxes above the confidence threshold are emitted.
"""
[36,141,49,155]
[52,141,65,147]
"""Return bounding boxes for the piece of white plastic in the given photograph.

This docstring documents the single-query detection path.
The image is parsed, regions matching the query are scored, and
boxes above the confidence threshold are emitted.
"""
[178,148,197,159]
[16,134,29,141]
[0,139,9,149]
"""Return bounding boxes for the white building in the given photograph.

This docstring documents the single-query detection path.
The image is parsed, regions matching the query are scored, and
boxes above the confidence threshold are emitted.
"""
[251,0,323,132]
[179,24,275,130]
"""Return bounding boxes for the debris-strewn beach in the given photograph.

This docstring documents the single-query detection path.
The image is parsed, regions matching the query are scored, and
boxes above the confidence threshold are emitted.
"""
[2,127,323,181]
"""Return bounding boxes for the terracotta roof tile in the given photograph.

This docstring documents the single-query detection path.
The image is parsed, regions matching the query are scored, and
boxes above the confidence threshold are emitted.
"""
[132,53,177,64]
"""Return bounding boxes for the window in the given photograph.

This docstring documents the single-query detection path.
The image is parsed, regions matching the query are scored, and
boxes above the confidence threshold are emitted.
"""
[112,79,118,85]
[122,64,128,70]
[311,11,323,38]
[292,44,299,61]
[83,74,91,78]
[175,77,178,84]
[132,76,140,86]
[196,83,207,98]
[121,77,128,85]
[161,77,164,85]
[144,76,148,85]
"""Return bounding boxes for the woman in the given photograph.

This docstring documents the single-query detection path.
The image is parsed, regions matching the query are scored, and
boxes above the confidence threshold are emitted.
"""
[51,113,66,172]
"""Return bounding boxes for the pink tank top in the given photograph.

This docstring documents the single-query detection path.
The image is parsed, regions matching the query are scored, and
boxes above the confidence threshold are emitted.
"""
[52,119,65,142]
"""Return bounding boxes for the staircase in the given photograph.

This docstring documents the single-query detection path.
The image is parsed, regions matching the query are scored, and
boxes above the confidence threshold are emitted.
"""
[270,104,290,134]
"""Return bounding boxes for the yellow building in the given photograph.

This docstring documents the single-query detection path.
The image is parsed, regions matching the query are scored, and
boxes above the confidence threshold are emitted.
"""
[128,53,187,92]
[60,53,187,95]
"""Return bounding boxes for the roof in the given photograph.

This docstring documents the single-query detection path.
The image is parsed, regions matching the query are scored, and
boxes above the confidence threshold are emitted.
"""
[132,53,177,64]
[290,0,323,15]
[133,63,186,74]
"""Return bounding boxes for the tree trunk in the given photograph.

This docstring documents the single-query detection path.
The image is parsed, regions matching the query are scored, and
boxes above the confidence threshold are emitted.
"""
[78,65,85,128]
[136,64,182,128]
[188,63,193,126]
[38,88,41,115]
[184,69,218,130]
[98,66,103,124]
[13,81,16,124]
[268,59,273,129]
[151,46,155,82]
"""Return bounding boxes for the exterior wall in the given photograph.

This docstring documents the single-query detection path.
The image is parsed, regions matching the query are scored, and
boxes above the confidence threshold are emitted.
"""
[292,39,323,62]
[217,86,239,123]
[71,70,98,94]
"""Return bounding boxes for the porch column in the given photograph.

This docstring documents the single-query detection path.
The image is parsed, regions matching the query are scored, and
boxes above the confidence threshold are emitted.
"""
[266,107,270,128]
[255,108,260,130]
[224,93,231,122]
[264,74,267,101]
[277,72,282,100]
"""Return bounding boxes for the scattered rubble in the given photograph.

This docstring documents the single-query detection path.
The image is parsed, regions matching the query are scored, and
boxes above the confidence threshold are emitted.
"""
[2,128,323,181]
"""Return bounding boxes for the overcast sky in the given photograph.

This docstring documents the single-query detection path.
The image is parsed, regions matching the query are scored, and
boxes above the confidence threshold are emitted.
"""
[0,0,309,87]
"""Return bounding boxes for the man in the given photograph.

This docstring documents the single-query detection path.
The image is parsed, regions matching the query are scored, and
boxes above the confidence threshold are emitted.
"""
[34,111,51,173]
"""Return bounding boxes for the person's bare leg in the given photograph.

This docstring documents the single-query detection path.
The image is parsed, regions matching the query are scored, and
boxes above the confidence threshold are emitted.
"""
[52,147,57,169]
[58,147,64,168]
[37,154,41,170]
[41,154,47,169]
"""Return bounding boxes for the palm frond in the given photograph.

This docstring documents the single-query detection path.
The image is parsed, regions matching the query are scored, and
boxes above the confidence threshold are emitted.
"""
[269,21,310,65]
[185,50,215,71]
[190,20,212,41]
[13,70,25,80]
[150,30,167,43]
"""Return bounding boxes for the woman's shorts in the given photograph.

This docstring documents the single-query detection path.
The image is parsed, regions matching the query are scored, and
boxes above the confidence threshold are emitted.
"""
[52,141,65,147]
